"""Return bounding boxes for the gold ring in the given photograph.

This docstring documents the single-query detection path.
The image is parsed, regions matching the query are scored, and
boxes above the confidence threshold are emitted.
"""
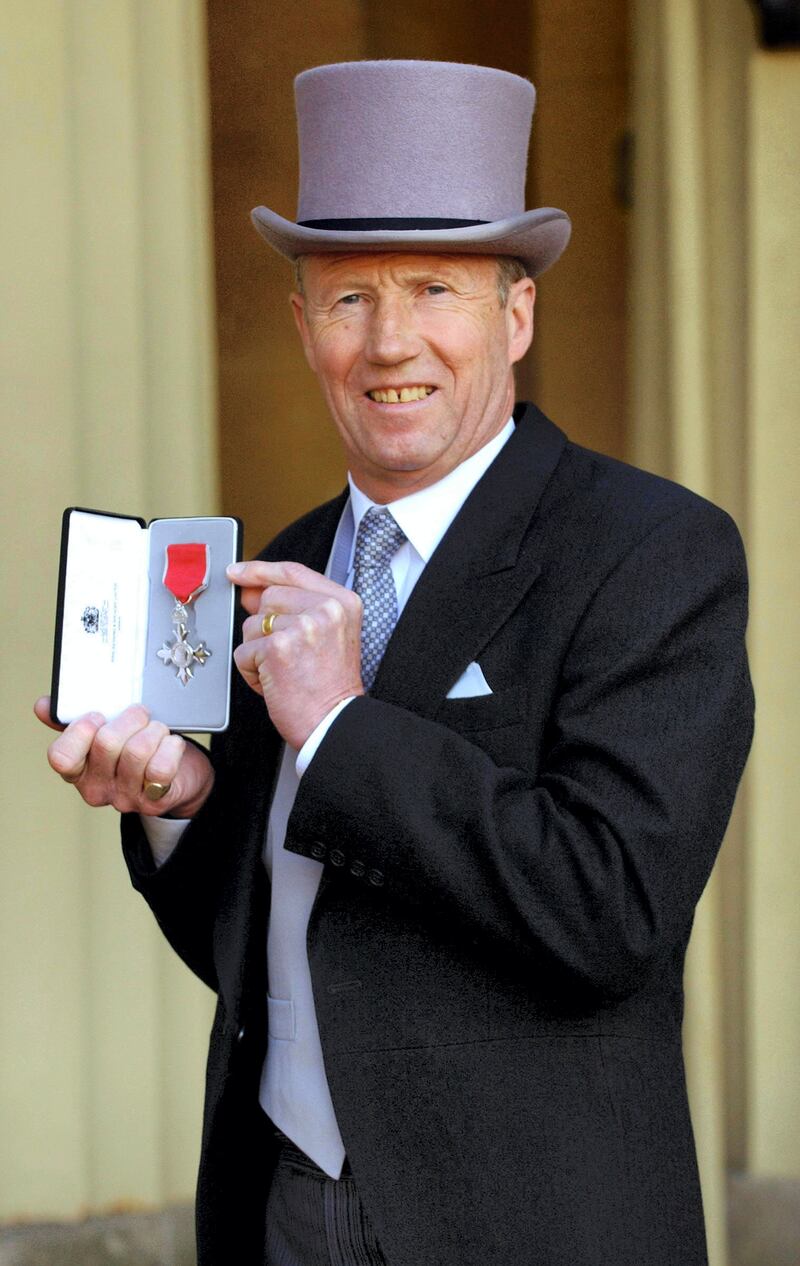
[261,611,277,637]
[143,780,171,802]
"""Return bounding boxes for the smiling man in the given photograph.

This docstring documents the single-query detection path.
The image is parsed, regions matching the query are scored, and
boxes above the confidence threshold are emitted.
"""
[37,61,753,1266]
[289,253,533,501]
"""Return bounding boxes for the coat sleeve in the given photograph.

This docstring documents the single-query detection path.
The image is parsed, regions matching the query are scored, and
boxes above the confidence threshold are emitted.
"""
[119,740,233,993]
[119,661,274,994]
[284,503,755,1001]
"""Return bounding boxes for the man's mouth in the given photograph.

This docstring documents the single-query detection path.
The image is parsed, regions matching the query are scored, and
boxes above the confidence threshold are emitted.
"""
[366,386,435,403]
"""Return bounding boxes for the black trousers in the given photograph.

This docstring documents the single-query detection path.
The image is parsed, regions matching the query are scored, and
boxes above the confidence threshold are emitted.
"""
[265,1132,389,1266]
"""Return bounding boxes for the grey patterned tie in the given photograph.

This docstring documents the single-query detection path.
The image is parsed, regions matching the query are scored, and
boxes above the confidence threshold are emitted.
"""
[352,507,407,691]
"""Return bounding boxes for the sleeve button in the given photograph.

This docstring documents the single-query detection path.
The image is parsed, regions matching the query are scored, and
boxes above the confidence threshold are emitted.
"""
[236,1026,246,1043]
[330,848,346,867]
[350,859,365,878]
[310,842,327,861]
[367,868,385,887]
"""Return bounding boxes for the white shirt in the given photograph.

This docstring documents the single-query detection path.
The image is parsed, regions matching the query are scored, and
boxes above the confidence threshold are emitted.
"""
[142,418,516,1176]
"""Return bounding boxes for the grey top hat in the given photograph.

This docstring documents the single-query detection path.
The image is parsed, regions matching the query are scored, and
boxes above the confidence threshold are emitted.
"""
[251,60,570,278]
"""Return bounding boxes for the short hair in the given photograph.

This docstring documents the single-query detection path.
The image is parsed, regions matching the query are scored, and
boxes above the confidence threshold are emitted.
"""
[292,254,529,304]
[494,256,528,305]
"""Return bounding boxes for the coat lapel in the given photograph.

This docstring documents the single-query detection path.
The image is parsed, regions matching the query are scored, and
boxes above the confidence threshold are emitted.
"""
[371,404,567,716]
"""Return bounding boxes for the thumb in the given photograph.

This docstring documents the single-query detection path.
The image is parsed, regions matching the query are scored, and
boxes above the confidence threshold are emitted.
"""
[33,696,66,733]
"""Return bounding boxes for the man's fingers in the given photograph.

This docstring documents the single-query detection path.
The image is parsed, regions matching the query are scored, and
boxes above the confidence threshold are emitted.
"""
[242,591,357,647]
[47,705,150,793]
[39,699,213,816]
[228,560,319,587]
[143,733,186,785]
[240,596,324,643]
[46,712,107,782]
[115,720,175,791]
[255,585,318,617]
[33,695,66,733]
[254,584,360,617]
[227,560,344,606]
[238,585,266,616]
[241,611,288,643]
[233,639,267,697]
[123,729,188,813]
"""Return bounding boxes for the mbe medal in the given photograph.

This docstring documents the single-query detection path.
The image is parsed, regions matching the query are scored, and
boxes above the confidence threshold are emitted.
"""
[157,542,212,685]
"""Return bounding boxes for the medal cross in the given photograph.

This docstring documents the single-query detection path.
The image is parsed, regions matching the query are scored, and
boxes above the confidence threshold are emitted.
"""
[157,623,212,686]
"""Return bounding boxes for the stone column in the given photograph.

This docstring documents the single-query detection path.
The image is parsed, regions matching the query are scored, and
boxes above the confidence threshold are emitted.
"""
[746,48,800,1183]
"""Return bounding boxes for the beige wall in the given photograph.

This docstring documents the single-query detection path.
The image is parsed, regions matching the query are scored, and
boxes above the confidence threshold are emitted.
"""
[746,48,800,1179]
[0,0,216,1219]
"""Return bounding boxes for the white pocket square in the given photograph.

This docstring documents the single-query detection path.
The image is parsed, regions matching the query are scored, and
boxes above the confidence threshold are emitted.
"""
[446,661,493,699]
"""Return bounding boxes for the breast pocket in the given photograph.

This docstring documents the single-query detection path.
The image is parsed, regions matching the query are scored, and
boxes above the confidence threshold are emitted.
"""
[435,687,527,733]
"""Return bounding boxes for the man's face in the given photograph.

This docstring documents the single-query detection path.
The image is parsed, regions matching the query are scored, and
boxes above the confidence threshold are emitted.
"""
[290,253,535,501]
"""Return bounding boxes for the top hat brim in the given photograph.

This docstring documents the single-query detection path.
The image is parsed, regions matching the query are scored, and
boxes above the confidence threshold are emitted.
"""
[251,206,571,279]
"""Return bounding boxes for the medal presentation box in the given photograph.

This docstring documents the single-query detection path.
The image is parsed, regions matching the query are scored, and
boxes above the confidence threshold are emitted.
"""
[50,509,243,733]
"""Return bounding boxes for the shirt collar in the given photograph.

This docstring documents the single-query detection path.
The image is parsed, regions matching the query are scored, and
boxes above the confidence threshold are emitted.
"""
[347,418,515,564]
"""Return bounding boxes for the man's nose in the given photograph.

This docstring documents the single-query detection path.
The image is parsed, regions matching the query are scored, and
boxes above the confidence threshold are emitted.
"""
[364,296,421,364]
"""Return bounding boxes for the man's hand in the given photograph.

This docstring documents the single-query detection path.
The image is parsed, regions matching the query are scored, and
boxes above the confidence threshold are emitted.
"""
[228,560,364,750]
[33,698,215,818]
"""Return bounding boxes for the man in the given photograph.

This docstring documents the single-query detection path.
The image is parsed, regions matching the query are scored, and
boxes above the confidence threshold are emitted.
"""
[37,61,753,1266]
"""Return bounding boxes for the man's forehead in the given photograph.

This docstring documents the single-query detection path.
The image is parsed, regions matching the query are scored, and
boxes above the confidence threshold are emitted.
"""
[297,251,497,287]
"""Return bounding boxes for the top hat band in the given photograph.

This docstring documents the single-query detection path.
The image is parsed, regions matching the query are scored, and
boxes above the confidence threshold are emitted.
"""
[298,217,489,231]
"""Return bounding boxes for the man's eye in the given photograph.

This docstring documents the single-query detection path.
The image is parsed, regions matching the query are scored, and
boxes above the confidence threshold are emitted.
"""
[338,293,362,306]
[425,284,448,295]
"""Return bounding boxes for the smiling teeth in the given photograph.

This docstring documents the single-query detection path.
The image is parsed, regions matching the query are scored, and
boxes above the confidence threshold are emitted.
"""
[368,386,434,403]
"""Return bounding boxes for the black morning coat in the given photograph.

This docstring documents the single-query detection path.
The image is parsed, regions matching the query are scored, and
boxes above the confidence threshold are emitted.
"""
[122,403,754,1266]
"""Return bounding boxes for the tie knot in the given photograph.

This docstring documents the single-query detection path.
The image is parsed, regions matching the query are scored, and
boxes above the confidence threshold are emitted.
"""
[353,507,406,573]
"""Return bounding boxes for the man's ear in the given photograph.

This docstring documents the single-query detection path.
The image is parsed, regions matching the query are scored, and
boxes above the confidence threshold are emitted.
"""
[506,277,535,367]
[289,292,317,372]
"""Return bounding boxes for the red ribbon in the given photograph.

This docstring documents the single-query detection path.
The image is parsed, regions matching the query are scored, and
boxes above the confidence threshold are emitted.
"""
[163,543,209,605]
